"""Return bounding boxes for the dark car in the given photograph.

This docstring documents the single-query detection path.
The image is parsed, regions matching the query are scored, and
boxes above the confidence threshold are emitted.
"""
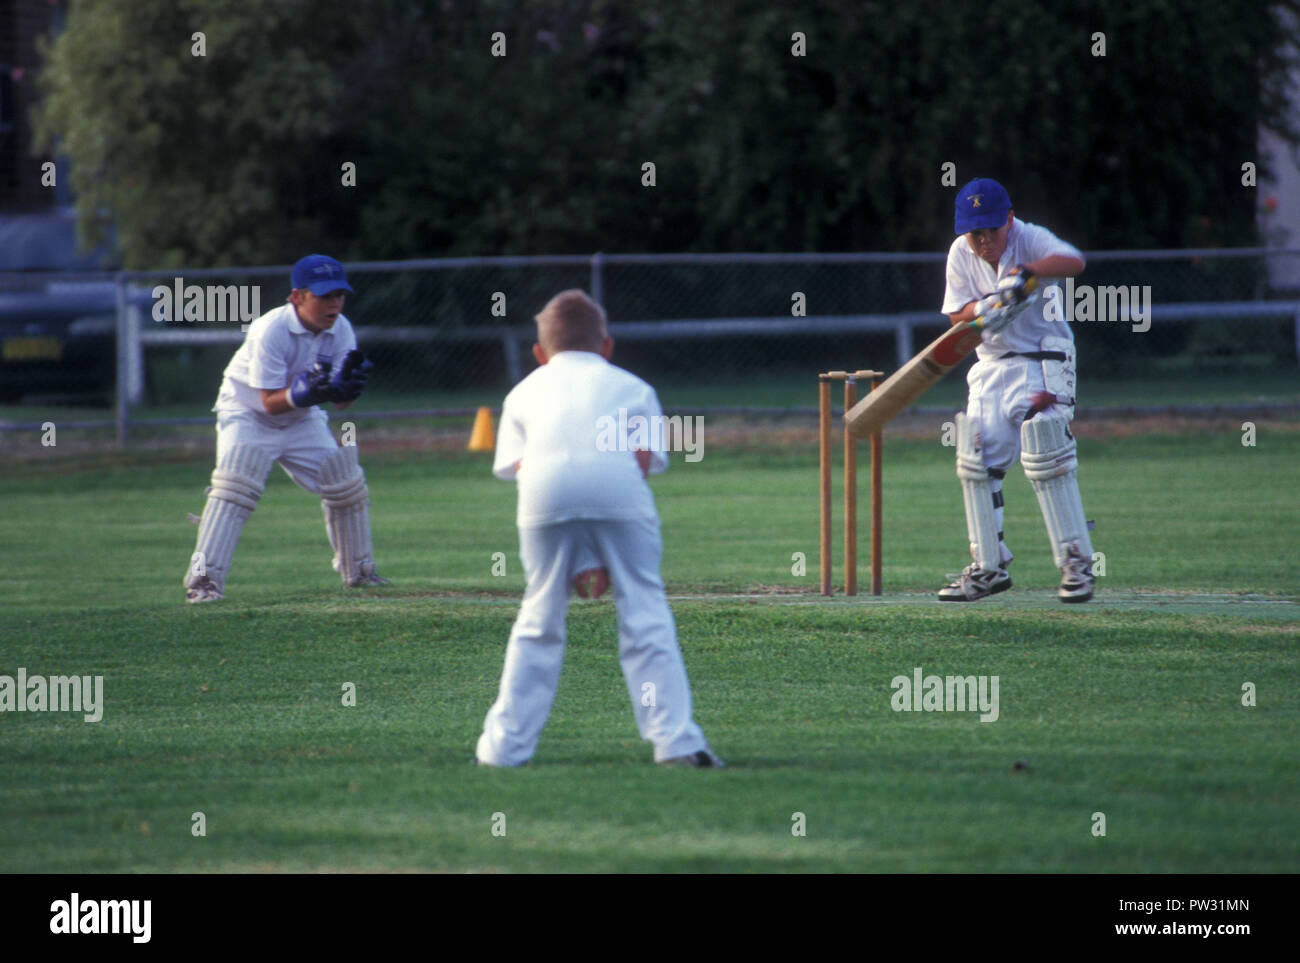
[0,279,116,403]
[0,209,118,403]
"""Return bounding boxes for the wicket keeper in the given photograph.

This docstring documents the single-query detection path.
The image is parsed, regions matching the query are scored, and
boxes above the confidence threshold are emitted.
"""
[182,254,388,602]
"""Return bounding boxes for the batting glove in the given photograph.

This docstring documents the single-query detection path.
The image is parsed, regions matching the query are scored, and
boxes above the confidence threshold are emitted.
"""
[973,294,1002,319]
[996,266,1036,305]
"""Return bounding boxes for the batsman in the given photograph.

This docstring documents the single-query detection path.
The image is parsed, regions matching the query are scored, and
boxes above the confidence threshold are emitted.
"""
[182,254,388,602]
[936,178,1095,602]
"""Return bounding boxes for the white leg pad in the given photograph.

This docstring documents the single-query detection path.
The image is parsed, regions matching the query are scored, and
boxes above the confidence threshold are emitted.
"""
[185,444,273,592]
[955,413,1002,571]
[1020,412,1093,567]
[319,446,378,586]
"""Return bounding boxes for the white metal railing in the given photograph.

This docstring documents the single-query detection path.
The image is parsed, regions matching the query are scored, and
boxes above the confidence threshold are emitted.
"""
[3,248,1299,444]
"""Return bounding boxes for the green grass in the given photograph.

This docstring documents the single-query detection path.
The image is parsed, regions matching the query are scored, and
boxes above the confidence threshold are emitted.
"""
[1,429,1297,872]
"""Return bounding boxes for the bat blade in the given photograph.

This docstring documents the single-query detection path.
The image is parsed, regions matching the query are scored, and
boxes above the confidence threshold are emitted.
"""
[846,277,1042,438]
[844,322,984,439]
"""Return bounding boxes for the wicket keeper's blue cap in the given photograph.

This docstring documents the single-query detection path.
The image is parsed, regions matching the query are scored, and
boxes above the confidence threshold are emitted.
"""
[954,178,1012,234]
[291,254,353,295]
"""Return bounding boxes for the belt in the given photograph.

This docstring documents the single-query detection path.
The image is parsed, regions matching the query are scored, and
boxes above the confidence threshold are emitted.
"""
[998,350,1067,361]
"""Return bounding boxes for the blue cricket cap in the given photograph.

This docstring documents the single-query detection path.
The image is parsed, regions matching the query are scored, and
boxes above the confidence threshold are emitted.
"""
[291,254,354,295]
[954,178,1012,234]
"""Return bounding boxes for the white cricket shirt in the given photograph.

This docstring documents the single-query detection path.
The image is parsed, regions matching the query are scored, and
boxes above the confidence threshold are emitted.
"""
[214,303,357,424]
[941,217,1084,361]
[493,351,669,527]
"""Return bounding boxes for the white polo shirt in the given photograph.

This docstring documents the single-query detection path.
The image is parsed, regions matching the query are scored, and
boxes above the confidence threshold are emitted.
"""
[493,351,669,528]
[941,217,1084,362]
[214,303,357,424]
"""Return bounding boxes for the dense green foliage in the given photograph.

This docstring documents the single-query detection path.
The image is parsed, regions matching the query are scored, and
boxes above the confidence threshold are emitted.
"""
[35,0,1300,267]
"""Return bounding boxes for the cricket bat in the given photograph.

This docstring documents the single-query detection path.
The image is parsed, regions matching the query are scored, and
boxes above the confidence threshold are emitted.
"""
[844,278,1040,439]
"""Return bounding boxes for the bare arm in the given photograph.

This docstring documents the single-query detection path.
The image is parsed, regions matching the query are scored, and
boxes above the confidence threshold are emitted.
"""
[261,388,351,414]
[261,388,293,415]
[1020,254,1085,278]
[948,304,978,326]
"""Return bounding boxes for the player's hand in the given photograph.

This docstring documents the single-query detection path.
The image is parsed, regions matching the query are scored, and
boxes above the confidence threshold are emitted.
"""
[973,294,1001,320]
[329,350,374,403]
[997,266,1036,305]
[288,361,334,408]
[340,349,373,383]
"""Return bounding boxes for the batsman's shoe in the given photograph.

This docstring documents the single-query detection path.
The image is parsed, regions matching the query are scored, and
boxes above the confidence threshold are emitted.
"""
[937,563,1012,602]
[1058,551,1095,603]
[185,578,224,604]
[659,748,726,768]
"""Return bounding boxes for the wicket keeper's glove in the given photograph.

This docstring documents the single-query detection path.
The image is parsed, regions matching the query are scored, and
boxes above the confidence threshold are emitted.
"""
[288,362,335,408]
[330,350,373,403]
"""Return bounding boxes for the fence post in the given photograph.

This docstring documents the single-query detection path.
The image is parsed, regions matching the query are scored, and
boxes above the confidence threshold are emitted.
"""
[114,271,131,446]
[590,251,604,304]
[128,283,148,404]
[502,333,522,384]
[894,318,914,371]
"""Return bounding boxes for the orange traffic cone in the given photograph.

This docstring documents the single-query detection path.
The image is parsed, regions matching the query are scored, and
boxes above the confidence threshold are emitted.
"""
[467,407,496,451]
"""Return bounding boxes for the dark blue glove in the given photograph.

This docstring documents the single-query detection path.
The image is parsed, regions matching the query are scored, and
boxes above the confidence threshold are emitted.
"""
[288,361,335,408]
[330,350,373,403]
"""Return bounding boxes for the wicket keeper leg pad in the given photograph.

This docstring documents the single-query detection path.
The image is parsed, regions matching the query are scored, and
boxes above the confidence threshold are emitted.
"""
[319,446,377,584]
[187,443,274,590]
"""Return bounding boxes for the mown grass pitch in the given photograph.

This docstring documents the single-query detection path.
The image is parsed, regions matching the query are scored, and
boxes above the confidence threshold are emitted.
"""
[1,424,1297,872]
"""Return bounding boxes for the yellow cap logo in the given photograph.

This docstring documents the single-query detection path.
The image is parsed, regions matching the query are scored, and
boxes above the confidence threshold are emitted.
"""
[968,193,983,208]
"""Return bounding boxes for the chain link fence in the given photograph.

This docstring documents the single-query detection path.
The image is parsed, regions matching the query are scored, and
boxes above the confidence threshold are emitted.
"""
[2,248,1298,443]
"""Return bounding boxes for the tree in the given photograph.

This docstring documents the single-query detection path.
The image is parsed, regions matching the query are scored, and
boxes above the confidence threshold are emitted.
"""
[34,0,1300,267]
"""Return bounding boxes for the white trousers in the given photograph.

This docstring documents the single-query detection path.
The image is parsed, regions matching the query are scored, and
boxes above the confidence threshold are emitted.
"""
[964,357,1048,474]
[215,408,338,493]
[476,517,709,766]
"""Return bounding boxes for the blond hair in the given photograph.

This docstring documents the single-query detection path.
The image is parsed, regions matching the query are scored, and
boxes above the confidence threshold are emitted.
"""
[535,289,608,354]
